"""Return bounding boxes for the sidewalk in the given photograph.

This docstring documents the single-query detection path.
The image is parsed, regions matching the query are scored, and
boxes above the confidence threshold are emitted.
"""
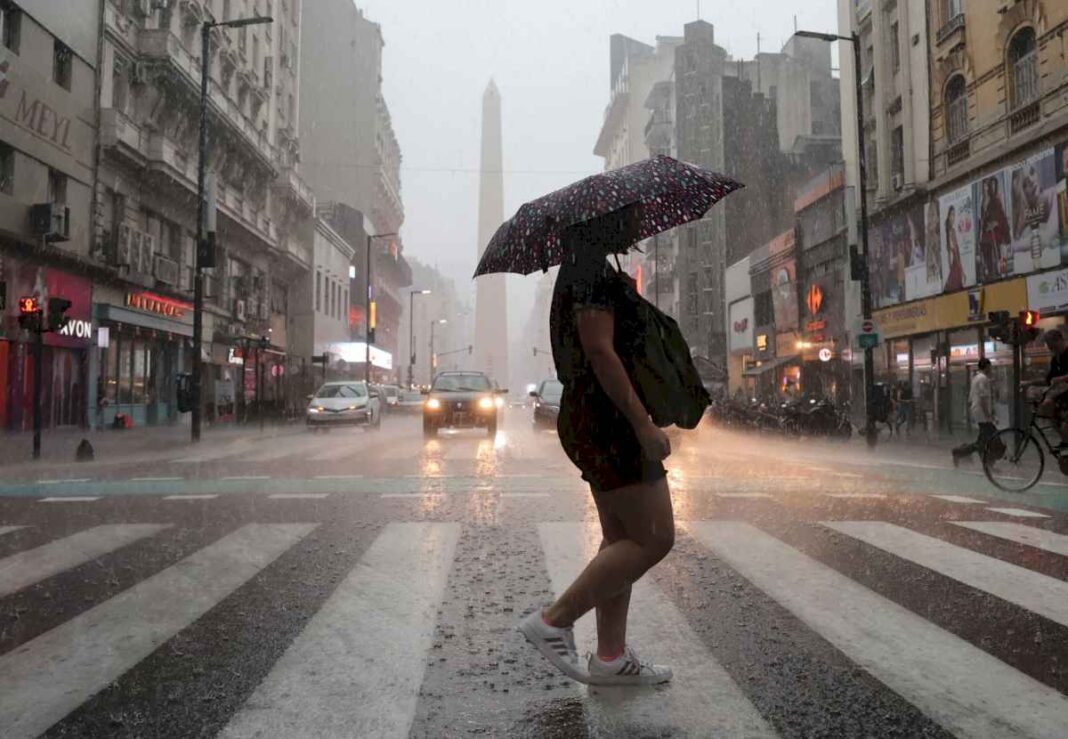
[0,420,306,468]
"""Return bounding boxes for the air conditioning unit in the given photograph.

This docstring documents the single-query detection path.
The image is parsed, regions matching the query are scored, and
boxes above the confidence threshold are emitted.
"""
[29,203,71,243]
[234,299,246,322]
[891,173,903,191]
[115,223,133,266]
[155,255,179,285]
[130,229,144,272]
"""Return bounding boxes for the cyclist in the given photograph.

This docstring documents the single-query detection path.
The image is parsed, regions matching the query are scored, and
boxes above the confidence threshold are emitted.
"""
[1029,329,1068,449]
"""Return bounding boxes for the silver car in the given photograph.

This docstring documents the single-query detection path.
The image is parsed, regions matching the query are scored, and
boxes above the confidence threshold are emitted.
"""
[306,381,382,430]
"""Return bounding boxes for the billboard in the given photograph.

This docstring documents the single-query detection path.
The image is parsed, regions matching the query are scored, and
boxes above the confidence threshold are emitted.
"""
[728,297,754,354]
[938,184,977,293]
[1006,148,1062,274]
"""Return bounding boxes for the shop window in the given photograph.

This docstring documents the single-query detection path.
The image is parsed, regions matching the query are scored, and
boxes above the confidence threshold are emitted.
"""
[2,1,20,55]
[131,340,147,404]
[119,340,132,405]
[53,39,73,91]
[0,142,13,195]
[104,341,119,404]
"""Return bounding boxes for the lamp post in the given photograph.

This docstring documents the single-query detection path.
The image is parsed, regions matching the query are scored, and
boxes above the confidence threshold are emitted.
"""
[796,29,876,446]
[191,14,273,444]
[429,318,447,384]
[365,231,398,386]
[409,289,431,389]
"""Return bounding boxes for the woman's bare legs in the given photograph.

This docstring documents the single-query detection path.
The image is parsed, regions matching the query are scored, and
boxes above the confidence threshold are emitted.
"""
[543,476,674,658]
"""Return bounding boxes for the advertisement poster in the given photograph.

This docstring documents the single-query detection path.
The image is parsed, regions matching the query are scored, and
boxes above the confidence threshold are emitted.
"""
[1007,148,1061,273]
[771,259,798,331]
[872,215,906,308]
[1055,139,1068,245]
[973,169,1013,282]
[938,184,976,292]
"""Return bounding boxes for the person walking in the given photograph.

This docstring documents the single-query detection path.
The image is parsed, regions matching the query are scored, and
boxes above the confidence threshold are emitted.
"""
[518,217,675,686]
[952,358,996,466]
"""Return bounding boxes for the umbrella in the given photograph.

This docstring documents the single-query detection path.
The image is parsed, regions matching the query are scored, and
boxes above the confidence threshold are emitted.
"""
[473,154,743,277]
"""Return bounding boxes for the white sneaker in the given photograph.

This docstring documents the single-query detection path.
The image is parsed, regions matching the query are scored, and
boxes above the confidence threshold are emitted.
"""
[587,646,672,686]
[518,609,588,683]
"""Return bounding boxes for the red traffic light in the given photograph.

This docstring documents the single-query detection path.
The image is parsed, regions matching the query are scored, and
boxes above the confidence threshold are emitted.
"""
[1020,310,1040,327]
[18,296,40,314]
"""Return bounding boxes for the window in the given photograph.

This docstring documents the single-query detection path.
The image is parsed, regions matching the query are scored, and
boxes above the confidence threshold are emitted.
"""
[315,270,321,312]
[343,289,348,318]
[53,40,73,90]
[223,0,232,21]
[1008,27,1038,109]
[0,142,12,195]
[891,126,904,185]
[943,0,963,23]
[113,57,130,113]
[944,75,968,143]
[2,2,21,54]
[890,22,900,72]
[48,169,67,204]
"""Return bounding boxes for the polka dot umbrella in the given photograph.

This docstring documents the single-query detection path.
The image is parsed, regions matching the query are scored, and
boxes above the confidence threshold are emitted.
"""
[473,154,743,278]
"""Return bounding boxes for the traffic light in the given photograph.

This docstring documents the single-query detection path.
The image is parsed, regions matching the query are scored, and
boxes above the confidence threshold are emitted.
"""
[849,244,866,281]
[1019,309,1040,344]
[987,311,1012,344]
[47,297,72,333]
[17,296,41,332]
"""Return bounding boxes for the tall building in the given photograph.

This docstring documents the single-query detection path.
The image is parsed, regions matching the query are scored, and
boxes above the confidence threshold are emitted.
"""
[401,258,469,387]
[91,0,314,427]
[299,1,408,379]
[473,80,509,387]
[643,77,679,317]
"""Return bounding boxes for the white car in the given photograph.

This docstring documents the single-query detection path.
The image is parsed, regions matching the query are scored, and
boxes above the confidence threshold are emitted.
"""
[306,381,382,431]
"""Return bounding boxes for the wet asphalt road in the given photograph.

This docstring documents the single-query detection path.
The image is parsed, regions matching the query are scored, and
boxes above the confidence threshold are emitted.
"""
[0,409,1067,738]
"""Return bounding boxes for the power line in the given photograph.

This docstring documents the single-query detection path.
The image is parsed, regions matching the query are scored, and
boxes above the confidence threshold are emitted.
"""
[302,160,599,177]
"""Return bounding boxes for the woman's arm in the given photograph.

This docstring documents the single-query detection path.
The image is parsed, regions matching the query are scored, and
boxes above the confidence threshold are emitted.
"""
[576,307,671,461]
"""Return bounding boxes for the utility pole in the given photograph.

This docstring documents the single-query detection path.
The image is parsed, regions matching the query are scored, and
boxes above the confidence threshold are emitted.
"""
[365,231,398,386]
[18,296,71,459]
[409,288,430,388]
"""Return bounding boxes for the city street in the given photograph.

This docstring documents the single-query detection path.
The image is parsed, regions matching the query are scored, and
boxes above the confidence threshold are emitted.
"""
[1,411,1067,738]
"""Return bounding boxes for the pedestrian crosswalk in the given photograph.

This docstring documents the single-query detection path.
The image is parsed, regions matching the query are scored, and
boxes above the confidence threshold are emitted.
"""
[0,515,1065,737]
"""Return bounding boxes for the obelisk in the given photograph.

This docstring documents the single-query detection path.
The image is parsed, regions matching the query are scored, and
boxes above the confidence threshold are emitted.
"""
[474,80,510,387]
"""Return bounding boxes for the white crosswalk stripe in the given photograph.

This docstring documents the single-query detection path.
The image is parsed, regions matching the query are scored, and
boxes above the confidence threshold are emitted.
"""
[0,523,315,739]
[824,521,1068,628]
[687,521,1068,739]
[538,522,776,738]
[221,522,459,739]
[954,521,1068,557]
[0,525,25,537]
[0,524,169,598]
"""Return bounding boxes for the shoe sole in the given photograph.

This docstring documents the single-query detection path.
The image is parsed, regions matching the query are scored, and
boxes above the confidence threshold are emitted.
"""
[586,671,673,687]
[517,618,589,684]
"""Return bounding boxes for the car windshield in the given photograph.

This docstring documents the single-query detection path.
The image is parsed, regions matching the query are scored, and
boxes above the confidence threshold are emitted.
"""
[433,374,491,392]
[400,391,422,402]
[315,384,366,399]
[540,382,563,402]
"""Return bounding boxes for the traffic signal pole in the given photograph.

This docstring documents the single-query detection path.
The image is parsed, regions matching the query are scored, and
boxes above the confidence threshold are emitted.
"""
[32,312,42,459]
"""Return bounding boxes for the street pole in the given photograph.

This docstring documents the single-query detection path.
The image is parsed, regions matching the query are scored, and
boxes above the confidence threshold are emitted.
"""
[852,31,877,447]
[191,21,210,444]
[429,319,436,384]
[32,312,42,459]
[365,234,372,386]
[409,290,415,389]
[257,344,263,433]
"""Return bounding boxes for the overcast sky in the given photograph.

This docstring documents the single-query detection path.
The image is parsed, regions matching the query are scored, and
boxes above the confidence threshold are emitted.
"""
[355,0,840,338]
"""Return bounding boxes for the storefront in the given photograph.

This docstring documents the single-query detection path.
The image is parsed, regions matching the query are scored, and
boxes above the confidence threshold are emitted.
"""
[93,288,192,428]
[0,259,93,430]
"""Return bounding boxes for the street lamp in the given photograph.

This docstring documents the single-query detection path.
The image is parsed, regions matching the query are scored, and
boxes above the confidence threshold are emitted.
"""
[409,289,431,388]
[191,13,273,444]
[365,231,398,386]
[429,318,447,384]
[796,28,877,446]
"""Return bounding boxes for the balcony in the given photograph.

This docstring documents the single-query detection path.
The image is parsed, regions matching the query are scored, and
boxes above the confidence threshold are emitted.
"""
[945,139,970,167]
[936,14,965,47]
[99,108,143,161]
[273,166,315,216]
[145,132,194,185]
[1010,100,1040,134]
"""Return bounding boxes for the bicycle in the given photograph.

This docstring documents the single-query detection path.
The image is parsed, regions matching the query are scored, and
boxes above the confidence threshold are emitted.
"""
[982,386,1068,492]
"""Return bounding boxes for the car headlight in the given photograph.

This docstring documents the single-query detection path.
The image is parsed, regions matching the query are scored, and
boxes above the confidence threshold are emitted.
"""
[494,396,504,409]
[478,397,494,410]
[426,398,441,410]
[308,407,321,414]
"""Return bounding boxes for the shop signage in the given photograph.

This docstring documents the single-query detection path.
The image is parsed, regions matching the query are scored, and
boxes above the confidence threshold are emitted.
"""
[57,317,92,339]
[967,288,983,322]
[729,297,754,354]
[818,348,833,362]
[874,277,1026,338]
[733,318,748,332]
[806,284,824,317]
[125,292,191,319]
[1027,266,1068,314]
[756,333,768,352]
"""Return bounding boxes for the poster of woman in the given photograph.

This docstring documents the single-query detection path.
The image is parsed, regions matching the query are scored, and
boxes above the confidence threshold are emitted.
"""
[905,202,939,299]
[974,170,1012,281]
[939,185,976,292]
[1008,148,1061,273]
[1055,139,1068,247]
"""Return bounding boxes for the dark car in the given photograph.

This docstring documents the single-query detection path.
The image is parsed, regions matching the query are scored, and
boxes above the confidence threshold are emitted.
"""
[530,379,563,429]
[423,371,506,438]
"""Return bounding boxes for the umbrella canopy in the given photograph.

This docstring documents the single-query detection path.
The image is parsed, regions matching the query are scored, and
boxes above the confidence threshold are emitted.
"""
[473,155,743,277]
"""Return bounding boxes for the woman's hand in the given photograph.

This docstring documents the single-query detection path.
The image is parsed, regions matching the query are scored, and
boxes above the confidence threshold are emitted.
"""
[636,421,672,461]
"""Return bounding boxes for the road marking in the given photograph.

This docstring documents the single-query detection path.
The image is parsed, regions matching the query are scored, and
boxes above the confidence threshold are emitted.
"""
[38,497,99,503]
[499,492,550,498]
[688,521,1068,739]
[538,522,775,737]
[268,493,330,500]
[312,475,364,480]
[954,521,1068,558]
[220,522,459,739]
[131,476,184,482]
[824,493,887,499]
[825,521,1068,629]
[36,479,90,485]
[0,526,25,538]
[380,493,445,498]
[715,492,774,499]
[985,507,1050,519]
[931,495,986,504]
[833,472,865,478]
[162,494,218,501]
[0,524,168,598]
[0,523,314,739]
[220,475,270,481]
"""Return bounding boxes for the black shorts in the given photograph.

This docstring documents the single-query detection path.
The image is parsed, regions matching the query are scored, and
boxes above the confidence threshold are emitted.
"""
[557,383,666,494]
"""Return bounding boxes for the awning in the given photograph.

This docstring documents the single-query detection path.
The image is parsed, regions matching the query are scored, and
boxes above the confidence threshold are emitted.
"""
[743,354,799,377]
